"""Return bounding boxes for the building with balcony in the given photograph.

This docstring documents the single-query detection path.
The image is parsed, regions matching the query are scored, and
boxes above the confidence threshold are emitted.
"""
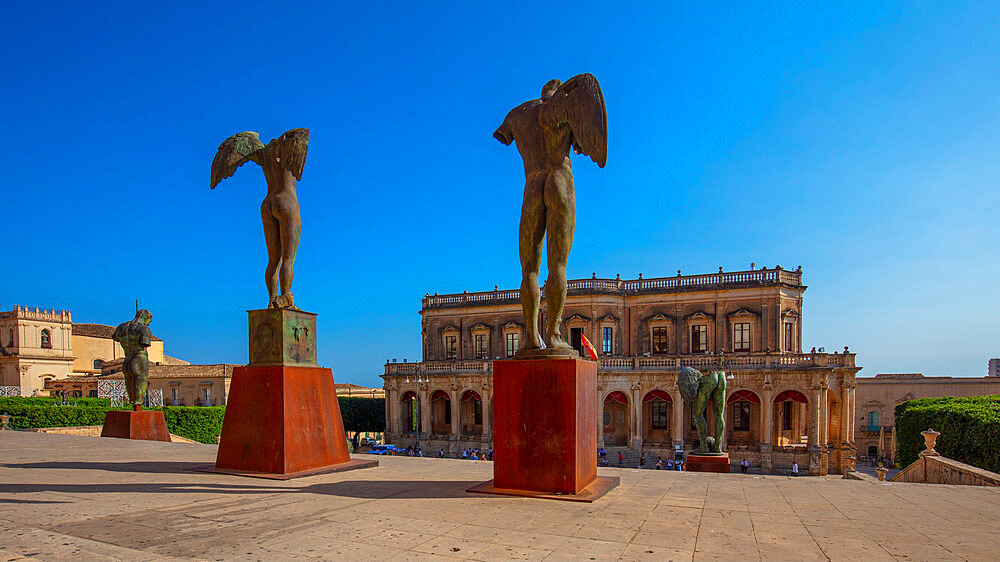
[382,266,861,475]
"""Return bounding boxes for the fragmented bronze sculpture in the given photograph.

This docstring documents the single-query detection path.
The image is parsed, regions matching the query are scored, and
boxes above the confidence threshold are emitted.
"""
[211,128,309,310]
[494,74,607,356]
[677,366,732,454]
[113,309,154,409]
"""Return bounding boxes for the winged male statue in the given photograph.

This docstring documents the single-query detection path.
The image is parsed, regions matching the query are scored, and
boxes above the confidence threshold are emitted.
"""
[210,128,309,310]
[494,74,607,356]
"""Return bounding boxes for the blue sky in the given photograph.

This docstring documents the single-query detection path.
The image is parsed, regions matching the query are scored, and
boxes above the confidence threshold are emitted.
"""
[4,3,999,386]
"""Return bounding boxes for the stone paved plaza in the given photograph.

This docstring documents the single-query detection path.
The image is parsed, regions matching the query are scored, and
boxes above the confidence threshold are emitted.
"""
[2,432,999,561]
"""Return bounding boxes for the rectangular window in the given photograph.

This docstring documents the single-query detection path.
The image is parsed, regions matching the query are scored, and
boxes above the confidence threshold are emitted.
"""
[867,411,879,429]
[445,335,457,360]
[651,401,668,430]
[88,390,98,398]
[784,322,794,351]
[733,323,750,352]
[733,401,751,431]
[474,334,487,358]
[652,327,669,354]
[602,326,613,355]
[782,401,793,430]
[691,325,707,353]
[505,332,518,358]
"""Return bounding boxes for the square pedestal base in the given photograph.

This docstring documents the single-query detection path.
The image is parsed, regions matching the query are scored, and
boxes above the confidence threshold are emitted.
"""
[195,458,377,480]
[467,476,619,503]
[491,357,598,496]
[101,410,171,442]
[215,364,369,476]
[686,453,731,473]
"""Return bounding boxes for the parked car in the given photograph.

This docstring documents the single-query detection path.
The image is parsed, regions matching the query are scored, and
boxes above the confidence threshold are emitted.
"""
[368,444,403,455]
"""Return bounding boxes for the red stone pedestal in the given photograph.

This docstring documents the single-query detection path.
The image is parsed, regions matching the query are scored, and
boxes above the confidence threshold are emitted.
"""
[468,357,617,502]
[686,453,731,473]
[212,365,377,478]
[101,409,171,442]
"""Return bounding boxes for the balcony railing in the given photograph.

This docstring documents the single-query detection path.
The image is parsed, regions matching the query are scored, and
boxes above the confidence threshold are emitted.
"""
[861,425,891,432]
[384,351,854,376]
[422,268,803,309]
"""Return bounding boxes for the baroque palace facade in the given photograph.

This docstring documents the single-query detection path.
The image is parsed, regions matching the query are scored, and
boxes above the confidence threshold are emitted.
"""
[382,266,860,475]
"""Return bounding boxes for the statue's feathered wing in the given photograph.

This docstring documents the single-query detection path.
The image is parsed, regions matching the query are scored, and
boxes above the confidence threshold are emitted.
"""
[210,131,266,188]
[268,128,309,181]
[546,73,608,168]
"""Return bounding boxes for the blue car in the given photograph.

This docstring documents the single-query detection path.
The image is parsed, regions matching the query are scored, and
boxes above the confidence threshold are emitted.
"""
[369,444,404,455]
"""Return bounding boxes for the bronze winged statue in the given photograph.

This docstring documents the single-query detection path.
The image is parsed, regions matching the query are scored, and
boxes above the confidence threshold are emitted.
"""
[494,74,607,356]
[211,128,308,310]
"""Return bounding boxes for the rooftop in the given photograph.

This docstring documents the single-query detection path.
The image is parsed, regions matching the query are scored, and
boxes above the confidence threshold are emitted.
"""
[2,431,998,560]
[72,322,162,341]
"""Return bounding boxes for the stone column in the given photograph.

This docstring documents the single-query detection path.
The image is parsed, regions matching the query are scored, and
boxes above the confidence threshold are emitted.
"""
[671,393,684,447]
[419,387,430,437]
[840,385,850,446]
[820,387,829,447]
[631,385,642,451]
[761,388,773,446]
[482,390,492,440]
[450,392,460,437]
[808,388,821,451]
[597,387,605,449]
[386,388,396,434]
[847,385,855,445]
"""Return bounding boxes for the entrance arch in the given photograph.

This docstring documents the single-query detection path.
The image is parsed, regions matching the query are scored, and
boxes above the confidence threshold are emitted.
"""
[400,391,420,433]
[603,391,630,446]
[641,389,672,445]
[460,390,483,436]
[772,390,808,446]
[430,390,451,435]
[726,389,761,447]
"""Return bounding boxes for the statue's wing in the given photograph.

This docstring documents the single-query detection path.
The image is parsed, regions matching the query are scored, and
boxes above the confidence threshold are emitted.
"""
[210,131,266,188]
[268,128,310,181]
[545,73,607,168]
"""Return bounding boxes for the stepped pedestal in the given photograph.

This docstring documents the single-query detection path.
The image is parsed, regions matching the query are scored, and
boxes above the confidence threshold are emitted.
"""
[209,308,377,479]
[686,453,730,473]
[467,357,618,502]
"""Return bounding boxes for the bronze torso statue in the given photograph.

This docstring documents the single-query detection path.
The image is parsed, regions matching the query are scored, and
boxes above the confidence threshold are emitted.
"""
[112,309,153,409]
[494,74,607,356]
[211,128,309,310]
[677,366,733,455]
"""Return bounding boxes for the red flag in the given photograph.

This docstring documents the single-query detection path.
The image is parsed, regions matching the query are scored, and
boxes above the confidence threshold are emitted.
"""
[580,333,598,360]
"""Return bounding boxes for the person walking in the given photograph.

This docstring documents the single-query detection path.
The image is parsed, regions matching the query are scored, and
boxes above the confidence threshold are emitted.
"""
[656,458,663,470]
[639,454,646,469]
[791,462,799,477]
[617,451,623,467]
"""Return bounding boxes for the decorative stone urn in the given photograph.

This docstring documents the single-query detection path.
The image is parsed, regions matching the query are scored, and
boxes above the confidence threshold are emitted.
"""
[921,428,941,456]
[0,414,9,430]
[875,466,888,481]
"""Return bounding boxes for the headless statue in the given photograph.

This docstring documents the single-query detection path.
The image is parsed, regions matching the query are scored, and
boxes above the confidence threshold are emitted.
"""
[113,309,153,410]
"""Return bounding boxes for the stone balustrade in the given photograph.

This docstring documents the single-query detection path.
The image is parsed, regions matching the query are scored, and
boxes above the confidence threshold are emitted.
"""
[385,351,854,376]
[422,268,803,309]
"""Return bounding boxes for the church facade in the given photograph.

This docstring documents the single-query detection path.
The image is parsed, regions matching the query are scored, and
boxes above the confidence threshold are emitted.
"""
[382,266,860,475]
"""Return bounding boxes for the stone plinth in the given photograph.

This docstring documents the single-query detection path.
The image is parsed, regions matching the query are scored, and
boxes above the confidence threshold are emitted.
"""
[247,308,317,367]
[469,357,617,501]
[686,453,730,473]
[100,410,170,442]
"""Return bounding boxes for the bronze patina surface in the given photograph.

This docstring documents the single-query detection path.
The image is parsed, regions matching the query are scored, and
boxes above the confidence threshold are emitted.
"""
[112,309,154,409]
[494,74,607,358]
[247,308,317,367]
[211,128,309,310]
[677,366,729,455]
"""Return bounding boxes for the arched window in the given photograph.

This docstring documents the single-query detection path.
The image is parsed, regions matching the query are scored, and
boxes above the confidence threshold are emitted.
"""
[40,329,51,349]
[93,359,104,370]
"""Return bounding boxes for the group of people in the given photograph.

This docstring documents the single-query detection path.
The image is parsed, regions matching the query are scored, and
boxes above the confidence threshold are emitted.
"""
[440,448,493,461]
[596,447,624,467]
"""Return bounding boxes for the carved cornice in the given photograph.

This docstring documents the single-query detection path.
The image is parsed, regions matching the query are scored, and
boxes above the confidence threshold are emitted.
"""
[686,311,714,321]
[727,308,757,318]
[564,314,590,324]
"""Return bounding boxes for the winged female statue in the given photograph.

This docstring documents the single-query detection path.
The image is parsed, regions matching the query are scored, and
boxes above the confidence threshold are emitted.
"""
[494,74,607,356]
[211,128,308,310]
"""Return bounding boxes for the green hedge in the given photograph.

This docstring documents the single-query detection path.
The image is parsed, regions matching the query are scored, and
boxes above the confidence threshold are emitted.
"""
[895,395,1000,472]
[0,396,112,407]
[0,397,383,443]
[0,403,226,445]
[339,397,385,432]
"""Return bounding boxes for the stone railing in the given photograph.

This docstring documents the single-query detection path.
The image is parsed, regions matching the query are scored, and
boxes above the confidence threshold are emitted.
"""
[0,306,71,322]
[384,352,853,376]
[891,454,1000,487]
[422,268,803,309]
